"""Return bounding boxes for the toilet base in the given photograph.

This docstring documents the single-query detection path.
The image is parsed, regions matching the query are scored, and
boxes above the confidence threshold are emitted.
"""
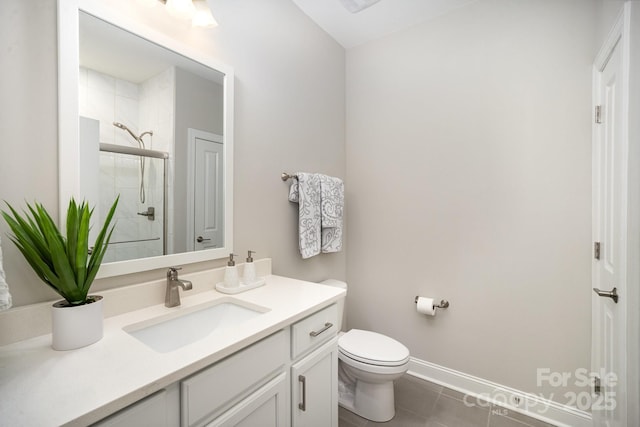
[338,373,396,422]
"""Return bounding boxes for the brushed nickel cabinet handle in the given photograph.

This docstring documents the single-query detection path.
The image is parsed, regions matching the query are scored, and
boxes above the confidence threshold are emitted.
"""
[309,322,333,337]
[298,375,306,411]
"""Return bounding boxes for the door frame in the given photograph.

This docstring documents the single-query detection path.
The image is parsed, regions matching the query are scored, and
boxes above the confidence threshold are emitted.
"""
[186,128,224,251]
[591,3,640,425]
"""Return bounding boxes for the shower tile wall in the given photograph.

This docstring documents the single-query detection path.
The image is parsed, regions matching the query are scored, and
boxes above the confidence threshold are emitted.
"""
[79,67,174,262]
[139,68,174,153]
[139,67,176,255]
[79,67,141,146]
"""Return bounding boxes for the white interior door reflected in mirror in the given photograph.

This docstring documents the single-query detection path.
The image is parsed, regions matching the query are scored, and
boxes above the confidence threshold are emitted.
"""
[58,1,234,278]
[187,129,224,252]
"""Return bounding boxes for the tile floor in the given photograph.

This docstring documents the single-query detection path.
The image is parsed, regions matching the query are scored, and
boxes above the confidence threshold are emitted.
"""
[338,374,556,427]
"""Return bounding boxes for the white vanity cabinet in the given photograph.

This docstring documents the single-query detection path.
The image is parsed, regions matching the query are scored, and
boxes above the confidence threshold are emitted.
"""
[0,271,348,427]
[92,303,340,427]
[290,304,340,427]
[184,303,340,427]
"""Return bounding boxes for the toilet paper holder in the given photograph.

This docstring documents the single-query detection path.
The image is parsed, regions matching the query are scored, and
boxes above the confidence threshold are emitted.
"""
[414,296,450,309]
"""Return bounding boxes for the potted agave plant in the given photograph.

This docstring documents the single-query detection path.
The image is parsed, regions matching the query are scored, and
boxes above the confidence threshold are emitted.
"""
[2,197,118,350]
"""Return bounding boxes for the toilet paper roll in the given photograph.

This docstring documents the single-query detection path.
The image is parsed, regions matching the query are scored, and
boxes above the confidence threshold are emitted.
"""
[416,297,436,316]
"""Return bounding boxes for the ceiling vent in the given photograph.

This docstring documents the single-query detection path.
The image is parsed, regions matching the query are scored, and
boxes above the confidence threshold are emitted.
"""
[338,0,382,13]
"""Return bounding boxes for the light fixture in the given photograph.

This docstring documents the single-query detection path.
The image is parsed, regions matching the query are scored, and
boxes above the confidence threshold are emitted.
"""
[155,0,218,28]
[136,0,158,8]
[165,0,197,20]
[192,0,219,28]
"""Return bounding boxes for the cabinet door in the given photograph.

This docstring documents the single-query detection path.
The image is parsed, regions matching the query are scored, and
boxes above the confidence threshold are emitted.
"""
[206,373,288,427]
[291,337,338,427]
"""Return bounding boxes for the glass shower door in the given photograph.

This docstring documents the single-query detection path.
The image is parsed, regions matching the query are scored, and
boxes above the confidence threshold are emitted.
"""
[99,146,167,263]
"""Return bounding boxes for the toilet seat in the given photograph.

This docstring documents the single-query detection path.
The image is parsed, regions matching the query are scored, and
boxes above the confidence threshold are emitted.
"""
[339,349,410,376]
[338,329,410,367]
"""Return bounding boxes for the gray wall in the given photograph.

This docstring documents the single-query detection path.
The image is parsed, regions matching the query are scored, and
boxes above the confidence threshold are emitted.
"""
[345,0,596,402]
[0,0,346,306]
[0,0,59,306]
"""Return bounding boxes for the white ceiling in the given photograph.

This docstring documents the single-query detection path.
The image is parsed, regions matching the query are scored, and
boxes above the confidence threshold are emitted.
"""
[291,0,477,49]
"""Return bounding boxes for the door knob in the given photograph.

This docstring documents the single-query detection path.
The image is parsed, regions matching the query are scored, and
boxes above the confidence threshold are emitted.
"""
[196,236,211,243]
[593,287,619,303]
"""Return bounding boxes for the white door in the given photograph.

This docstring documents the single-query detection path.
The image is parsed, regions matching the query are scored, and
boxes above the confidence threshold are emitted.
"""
[187,129,224,251]
[592,39,626,427]
[291,338,339,427]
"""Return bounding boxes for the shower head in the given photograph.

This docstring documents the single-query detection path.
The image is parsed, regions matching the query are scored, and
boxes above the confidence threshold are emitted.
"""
[113,122,153,150]
[113,122,139,142]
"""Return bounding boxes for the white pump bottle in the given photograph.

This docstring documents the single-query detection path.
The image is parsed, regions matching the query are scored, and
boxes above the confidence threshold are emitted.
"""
[242,250,257,284]
[223,253,239,288]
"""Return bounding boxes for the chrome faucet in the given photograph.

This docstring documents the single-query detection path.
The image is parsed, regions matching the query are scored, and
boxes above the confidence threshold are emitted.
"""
[165,267,193,307]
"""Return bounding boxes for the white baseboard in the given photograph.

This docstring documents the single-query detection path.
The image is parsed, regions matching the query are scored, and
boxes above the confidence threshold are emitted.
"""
[407,358,592,427]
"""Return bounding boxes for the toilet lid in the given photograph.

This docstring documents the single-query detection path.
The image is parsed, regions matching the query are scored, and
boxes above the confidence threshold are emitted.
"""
[339,329,410,366]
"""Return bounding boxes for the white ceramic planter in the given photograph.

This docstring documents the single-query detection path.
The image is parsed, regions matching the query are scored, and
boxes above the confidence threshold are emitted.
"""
[51,295,104,351]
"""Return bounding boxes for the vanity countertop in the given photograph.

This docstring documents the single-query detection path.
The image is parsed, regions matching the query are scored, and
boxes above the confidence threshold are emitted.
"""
[0,274,345,426]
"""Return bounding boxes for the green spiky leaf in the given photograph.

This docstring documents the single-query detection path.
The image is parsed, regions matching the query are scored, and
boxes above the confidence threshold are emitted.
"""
[2,197,119,306]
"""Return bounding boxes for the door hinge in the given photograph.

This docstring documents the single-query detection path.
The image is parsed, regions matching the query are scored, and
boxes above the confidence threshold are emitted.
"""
[595,105,602,124]
[594,376,601,395]
[594,242,601,260]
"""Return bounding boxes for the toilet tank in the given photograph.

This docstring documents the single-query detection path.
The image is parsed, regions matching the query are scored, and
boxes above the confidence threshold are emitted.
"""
[319,279,347,331]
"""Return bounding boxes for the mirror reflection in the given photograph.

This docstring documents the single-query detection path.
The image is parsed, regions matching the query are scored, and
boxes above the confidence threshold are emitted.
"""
[79,11,226,263]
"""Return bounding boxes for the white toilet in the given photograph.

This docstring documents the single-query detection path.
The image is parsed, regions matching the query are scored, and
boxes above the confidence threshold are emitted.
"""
[320,280,410,422]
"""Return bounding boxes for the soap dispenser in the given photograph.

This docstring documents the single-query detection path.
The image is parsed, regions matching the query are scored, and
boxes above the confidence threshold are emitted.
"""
[243,250,256,285]
[223,253,239,288]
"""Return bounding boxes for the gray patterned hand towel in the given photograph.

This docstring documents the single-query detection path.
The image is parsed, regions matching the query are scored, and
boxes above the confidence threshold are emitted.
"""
[289,173,322,258]
[320,175,344,253]
[289,173,344,258]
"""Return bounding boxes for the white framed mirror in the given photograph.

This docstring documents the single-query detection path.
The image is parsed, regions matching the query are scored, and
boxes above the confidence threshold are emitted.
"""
[58,0,234,278]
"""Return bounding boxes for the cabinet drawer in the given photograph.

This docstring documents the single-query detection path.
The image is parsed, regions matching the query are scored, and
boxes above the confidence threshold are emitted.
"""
[181,330,287,427]
[291,304,338,359]
[94,390,170,427]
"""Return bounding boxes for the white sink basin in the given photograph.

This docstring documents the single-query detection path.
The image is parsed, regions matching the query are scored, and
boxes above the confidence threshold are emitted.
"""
[124,298,269,353]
